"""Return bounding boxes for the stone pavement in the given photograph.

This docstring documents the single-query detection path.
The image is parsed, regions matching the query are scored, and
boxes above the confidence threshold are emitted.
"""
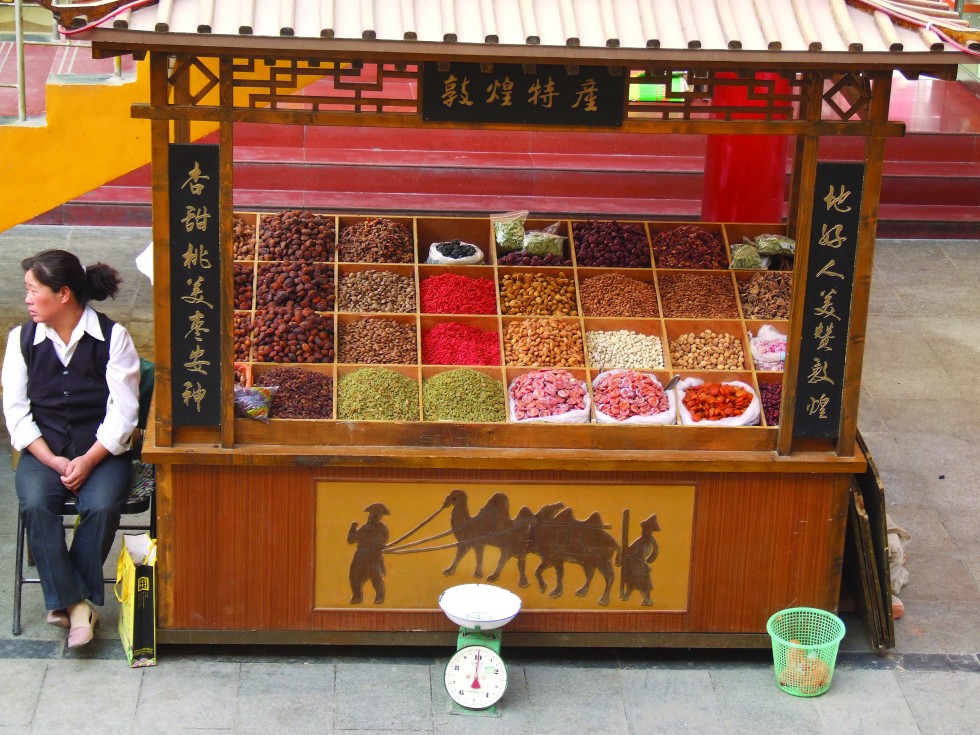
[0,225,977,734]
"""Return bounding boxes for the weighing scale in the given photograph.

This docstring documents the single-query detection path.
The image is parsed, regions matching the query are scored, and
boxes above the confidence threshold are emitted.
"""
[438,584,522,715]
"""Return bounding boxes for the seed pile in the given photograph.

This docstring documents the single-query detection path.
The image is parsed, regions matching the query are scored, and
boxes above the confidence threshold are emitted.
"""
[652,225,727,269]
[252,307,335,363]
[593,371,670,421]
[683,382,753,422]
[504,318,585,367]
[760,382,782,425]
[573,220,651,268]
[419,273,497,314]
[233,216,256,260]
[255,262,335,311]
[509,369,587,420]
[339,217,414,263]
[421,322,500,366]
[497,251,571,267]
[422,369,506,422]
[234,312,251,361]
[586,330,664,369]
[338,318,417,364]
[337,270,416,313]
[499,272,577,316]
[258,210,335,261]
[669,329,744,371]
[255,366,334,419]
[658,272,740,318]
[336,367,420,421]
[738,271,792,320]
[579,272,660,318]
[234,264,254,310]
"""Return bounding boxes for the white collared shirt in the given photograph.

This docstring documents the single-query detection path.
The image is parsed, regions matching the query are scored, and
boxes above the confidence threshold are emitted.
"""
[2,306,141,455]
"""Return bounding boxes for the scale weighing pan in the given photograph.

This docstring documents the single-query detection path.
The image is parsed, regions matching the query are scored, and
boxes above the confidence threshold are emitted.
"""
[439,584,522,630]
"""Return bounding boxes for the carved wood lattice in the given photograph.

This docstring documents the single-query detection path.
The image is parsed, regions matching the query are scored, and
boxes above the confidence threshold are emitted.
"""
[163,59,874,126]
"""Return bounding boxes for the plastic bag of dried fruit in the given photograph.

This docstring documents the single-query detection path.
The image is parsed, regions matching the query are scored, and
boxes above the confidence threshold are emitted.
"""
[749,324,787,371]
[592,370,677,425]
[234,384,278,423]
[676,378,761,427]
[491,210,528,254]
[507,369,591,424]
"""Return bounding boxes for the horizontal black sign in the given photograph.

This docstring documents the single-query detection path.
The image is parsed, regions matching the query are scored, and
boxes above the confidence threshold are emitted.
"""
[793,162,864,440]
[422,62,624,127]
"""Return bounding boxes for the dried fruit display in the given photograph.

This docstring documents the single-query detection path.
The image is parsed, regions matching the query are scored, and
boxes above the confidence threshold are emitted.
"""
[572,220,651,268]
[255,367,333,419]
[508,369,587,421]
[258,210,335,262]
[682,383,753,422]
[339,217,414,263]
[593,371,670,421]
[652,225,727,269]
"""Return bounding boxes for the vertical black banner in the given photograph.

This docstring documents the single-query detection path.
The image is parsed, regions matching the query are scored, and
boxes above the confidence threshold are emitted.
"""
[168,144,221,426]
[793,162,864,440]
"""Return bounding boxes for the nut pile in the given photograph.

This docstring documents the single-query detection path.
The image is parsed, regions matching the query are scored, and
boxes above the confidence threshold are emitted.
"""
[579,272,660,318]
[669,329,745,371]
[337,270,416,313]
[657,272,740,318]
[233,216,256,260]
[234,312,252,361]
[419,273,497,314]
[234,264,254,311]
[760,382,782,425]
[738,271,792,320]
[338,318,417,364]
[682,382,753,422]
[499,271,577,316]
[252,307,335,363]
[572,220,651,268]
[258,210,335,261]
[336,367,420,421]
[586,330,665,369]
[652,225,727,269]
[504,318,585,367]
[255,262,335,311]
[422,369,507,422]
[593,371,670,421]
[339,217,414,263]
[509,369,587,420]
[255,366,333,419]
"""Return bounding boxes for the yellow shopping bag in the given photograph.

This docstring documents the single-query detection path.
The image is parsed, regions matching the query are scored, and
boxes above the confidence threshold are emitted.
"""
[115,533,157,667]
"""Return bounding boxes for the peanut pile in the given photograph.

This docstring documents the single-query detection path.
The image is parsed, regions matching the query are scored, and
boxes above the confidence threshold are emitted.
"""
[669,329,745,371]
[504,318,585,367]
[499,271,577,316]
[337,270,416,313]
[578,272,660,318]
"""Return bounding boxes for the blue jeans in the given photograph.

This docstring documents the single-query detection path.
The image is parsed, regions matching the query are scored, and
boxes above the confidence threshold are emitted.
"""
[16,450,132,609]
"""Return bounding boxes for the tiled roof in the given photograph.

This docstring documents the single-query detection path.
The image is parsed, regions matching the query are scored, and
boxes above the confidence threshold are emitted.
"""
[74,0,977,65]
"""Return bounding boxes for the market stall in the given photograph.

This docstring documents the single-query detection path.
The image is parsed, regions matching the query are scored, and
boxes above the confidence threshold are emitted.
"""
[67,0,975,647]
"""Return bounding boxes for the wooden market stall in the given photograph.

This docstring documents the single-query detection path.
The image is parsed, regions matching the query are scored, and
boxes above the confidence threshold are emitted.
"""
[65,0,976,647]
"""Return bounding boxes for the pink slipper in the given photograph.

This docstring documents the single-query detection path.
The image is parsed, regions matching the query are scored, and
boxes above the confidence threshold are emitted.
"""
[67,608,99,649]
[46,609,70,629]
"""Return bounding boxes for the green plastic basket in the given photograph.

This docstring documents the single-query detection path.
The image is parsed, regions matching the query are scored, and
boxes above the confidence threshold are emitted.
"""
[766,607,845,697]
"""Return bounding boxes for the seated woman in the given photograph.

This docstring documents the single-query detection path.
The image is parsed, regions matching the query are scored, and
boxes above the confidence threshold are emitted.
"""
[3,249,140,648]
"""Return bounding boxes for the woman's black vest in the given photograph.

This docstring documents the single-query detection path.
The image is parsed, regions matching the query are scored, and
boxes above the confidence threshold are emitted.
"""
[19,311,114,457]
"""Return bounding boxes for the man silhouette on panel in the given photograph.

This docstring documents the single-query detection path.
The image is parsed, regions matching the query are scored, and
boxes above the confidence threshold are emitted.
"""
[347,502,390,604]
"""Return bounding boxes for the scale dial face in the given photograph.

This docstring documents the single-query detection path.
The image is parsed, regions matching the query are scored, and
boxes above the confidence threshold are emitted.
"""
[444,645,507,710]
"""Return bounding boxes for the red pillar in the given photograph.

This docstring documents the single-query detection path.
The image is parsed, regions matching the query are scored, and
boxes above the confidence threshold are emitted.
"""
[701,73,792,223]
